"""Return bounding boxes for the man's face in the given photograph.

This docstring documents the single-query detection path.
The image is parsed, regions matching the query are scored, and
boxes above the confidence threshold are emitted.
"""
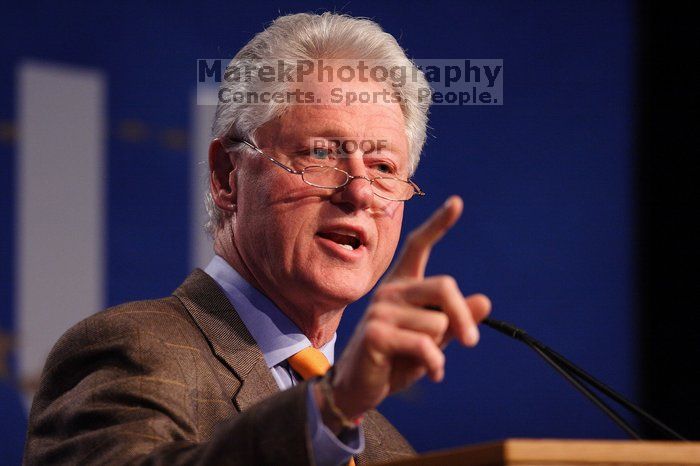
[231,77,410,314]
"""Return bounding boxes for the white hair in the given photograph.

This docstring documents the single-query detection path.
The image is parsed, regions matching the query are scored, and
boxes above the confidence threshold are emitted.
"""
[205,12,431,235]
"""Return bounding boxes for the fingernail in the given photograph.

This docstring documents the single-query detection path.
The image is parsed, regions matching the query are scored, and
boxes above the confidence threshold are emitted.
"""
[467,326,480,346]
[442,198,453,210]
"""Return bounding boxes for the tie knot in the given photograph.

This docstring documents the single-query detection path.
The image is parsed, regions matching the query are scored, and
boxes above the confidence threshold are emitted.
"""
[287,346,331,380]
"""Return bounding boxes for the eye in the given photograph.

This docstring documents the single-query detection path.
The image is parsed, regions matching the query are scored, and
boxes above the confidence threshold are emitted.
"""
[373,162,397,175]
[310,147,333,160]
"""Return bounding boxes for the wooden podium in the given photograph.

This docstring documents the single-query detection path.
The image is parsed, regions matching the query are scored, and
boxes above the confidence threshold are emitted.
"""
[381,439,700,465]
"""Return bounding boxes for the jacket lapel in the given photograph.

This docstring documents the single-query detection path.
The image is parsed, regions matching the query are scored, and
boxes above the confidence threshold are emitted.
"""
[173,269,279,411]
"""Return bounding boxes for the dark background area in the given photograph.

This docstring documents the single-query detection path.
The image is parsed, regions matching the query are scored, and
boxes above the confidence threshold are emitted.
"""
[637,0,699,440]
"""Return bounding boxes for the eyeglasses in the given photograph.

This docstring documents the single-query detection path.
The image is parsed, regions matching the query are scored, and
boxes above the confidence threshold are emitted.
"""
[226,139,426,202]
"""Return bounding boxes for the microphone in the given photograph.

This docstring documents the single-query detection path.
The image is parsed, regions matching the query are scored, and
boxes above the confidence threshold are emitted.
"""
[482,317,687,441]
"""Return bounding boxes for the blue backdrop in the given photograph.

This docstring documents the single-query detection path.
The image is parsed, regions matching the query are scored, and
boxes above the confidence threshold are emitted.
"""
[1,0,636,459]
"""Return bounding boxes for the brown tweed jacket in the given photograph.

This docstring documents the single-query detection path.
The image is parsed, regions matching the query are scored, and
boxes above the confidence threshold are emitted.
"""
[23,269,415,465]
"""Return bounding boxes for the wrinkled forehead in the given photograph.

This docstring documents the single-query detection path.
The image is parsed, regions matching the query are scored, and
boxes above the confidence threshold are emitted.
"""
[256,70,409,157]
[258,100,409,176]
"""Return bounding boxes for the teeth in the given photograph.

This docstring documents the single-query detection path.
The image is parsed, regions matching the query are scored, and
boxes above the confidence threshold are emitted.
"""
[319,228,363,250]
[334,230,358,239]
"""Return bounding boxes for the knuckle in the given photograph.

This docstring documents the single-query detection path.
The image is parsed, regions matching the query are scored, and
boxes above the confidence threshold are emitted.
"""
[436,275,458,294]
[367,303,391,322]
[417,334,434,355]
[363,320,388,343]
[373,281,403,302]
[435,313,450,333]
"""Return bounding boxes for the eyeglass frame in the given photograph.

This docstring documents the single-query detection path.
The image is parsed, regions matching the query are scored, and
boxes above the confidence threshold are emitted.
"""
[224,138,426,202]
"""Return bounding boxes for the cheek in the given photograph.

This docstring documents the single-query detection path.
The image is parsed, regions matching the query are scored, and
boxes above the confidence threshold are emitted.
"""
[246,170,274,202]
[234,175,285,250]
[236,166,293,225]
[245,198,312,255]
[376,205,404,264]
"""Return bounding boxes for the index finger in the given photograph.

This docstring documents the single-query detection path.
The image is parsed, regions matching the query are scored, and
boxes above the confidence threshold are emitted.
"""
[387,195,464,280]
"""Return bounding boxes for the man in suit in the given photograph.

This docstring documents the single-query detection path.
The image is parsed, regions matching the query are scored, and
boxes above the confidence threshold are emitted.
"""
[24,12,491,465]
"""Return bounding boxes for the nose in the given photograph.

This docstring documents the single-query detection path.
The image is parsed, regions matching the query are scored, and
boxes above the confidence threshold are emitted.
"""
[330,157,374,211]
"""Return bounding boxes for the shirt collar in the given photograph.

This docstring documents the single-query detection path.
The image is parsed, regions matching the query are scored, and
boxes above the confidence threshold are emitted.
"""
[203,255,336,369]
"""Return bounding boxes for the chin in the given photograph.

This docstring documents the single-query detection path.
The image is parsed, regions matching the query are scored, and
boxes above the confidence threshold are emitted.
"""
[306,270,375,306]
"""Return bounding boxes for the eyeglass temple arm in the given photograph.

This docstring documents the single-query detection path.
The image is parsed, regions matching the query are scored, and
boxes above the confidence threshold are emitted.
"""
[228,138,302,175]
[409,180,426,196]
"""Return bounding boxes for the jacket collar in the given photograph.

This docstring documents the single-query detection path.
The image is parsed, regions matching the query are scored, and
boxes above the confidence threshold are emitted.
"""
[173,268,279,411]
[173,269,399,462]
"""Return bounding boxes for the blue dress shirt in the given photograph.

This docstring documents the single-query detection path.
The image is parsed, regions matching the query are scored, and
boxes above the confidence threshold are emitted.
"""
[204,255,363,465]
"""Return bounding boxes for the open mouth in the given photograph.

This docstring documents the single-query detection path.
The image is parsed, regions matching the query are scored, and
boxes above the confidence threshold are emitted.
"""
[316,231,362,251]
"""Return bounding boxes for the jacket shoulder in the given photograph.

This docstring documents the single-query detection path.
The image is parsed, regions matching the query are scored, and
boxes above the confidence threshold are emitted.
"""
[42,295,200,374]
[30,293,221,422]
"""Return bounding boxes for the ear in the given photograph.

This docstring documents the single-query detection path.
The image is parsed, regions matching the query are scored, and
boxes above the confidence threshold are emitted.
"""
[209,138,238,211]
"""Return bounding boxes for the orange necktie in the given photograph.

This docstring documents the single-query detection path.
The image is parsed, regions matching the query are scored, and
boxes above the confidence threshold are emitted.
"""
[287,346,332,379]
[287,347,356,466]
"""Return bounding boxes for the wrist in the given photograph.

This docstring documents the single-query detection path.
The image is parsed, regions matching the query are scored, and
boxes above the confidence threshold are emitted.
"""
[315,367,364,435]
[313,381,343,435]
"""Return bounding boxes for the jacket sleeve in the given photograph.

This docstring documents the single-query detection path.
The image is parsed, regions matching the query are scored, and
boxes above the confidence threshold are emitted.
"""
[23,310,315,466]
